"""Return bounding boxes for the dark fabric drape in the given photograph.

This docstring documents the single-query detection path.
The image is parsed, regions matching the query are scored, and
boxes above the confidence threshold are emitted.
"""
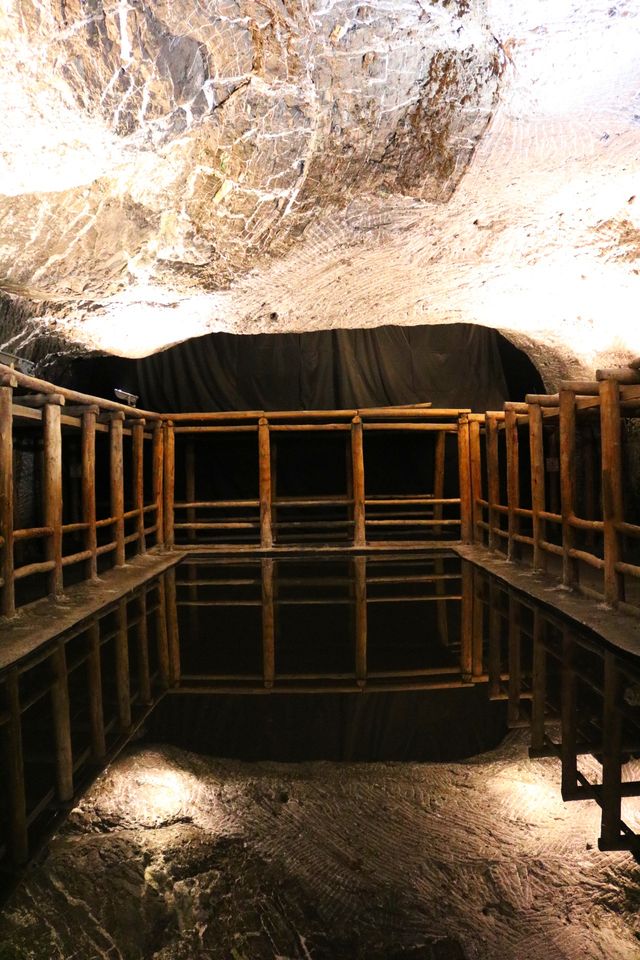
[136,323,509,413]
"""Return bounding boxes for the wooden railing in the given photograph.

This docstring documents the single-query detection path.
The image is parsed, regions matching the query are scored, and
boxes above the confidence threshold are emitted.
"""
[471,369,640,614]
[167,407,474,549]
[0,364,165,618]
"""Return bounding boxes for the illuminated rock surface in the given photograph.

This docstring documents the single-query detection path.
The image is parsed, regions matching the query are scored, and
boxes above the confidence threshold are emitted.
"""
[1,733,639,959]
[1,1,640,379]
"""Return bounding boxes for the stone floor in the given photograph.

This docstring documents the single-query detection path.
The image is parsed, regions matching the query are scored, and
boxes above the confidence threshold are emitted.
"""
[1,731,640,960]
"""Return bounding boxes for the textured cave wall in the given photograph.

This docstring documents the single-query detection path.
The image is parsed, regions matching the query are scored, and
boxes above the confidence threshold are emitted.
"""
[1,1,640,381]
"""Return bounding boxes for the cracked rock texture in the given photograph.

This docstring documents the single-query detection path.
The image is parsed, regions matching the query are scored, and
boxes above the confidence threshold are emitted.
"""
[1,732,640,959]
[1,1,640,380]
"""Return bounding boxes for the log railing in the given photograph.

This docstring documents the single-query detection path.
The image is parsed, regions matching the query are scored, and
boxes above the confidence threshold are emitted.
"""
[471,368,640,615]
[169,407,473,549]
[0,362,476,618]
[0,364,164,618]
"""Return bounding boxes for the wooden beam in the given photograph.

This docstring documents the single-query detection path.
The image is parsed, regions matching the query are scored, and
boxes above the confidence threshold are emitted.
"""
[163,420,175,548]
[469,418,483,542]
[559,389,577,588]
[486,416,500,551]
[600,379,624,605]
[0,383,15,617]
[351,416,366,547]
[528,402,546,572]
[505,410,520,561]
[81,406,98,581]
[457,413,473,543]
[152,422,164,548]
[258,418,273,549]
[432,430,445,535]
[109,412,126,567]
[43,398,64,595]
[132,419,146,555]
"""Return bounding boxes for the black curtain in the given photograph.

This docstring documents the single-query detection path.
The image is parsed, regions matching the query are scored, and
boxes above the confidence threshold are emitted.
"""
[135,323,510,412]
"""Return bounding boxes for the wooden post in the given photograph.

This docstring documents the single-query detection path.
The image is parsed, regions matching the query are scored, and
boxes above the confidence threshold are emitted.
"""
[460,562,473,682]
[43,397,64,595]
[458,413,473,543]
[469,419,483,542]
[5,670,28,863]
[354,556,367,686]
[560,629,578,800]
[486,416,500,551]
[262,558,275,688]
[351,416,366,547]
[600,379,624,605]
[152,422,164,548]
[115,599,131,731]
[0,380,15,617]
[136,591,152,706]
[163,420,175,548]
[505,409,520,561]
[51,642,74,801]
[185,439,196,546]
[599,650,623,849]
[132,419,146,555]
[258,418,273,549]
[109,412,126,567]
[87,622,106,761]
[528,402,546,572]
[165,568,180,685]
[530,611,546,753]
[81,406,98,580]
[559,389,577,588]
[433,430,445,535]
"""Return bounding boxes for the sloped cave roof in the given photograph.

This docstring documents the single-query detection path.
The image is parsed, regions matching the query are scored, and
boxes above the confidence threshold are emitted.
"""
[1,0,640,386]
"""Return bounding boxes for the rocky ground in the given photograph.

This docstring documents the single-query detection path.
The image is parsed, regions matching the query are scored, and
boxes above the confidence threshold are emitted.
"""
[1,731,640,960]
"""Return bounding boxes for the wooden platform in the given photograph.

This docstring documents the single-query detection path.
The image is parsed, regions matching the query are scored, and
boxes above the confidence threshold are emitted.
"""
[454,543,640,660]
[0,549,184,671]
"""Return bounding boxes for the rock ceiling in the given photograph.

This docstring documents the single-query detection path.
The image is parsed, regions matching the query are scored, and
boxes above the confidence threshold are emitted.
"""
[1,0,640,383]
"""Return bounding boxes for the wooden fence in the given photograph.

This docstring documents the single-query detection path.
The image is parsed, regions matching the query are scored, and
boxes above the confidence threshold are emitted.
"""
[0,364,164,618]
[167,407,474,550]
[471,370,640,614]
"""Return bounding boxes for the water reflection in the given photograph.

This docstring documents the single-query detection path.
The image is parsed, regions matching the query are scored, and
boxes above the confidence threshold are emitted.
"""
[172,553,640,854]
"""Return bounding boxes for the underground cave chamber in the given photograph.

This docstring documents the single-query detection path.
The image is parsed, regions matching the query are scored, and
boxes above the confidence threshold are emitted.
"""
[0,324,639,958]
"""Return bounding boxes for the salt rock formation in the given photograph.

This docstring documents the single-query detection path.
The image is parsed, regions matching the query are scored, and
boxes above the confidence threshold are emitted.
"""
[1,737,639,958]
[1,1,640,381]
